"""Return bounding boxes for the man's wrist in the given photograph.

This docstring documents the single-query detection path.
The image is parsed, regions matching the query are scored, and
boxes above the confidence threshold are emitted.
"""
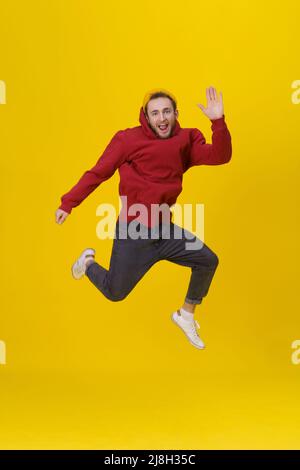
[59,203,72,214]
[210,114,225,122]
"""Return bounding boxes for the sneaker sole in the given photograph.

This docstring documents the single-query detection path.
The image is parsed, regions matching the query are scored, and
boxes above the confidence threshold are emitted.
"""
[71,264,83,280]
[71,248,95,280]
[171,313,205,350]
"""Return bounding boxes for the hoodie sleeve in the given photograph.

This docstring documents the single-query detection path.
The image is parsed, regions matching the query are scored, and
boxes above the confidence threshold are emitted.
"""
[59,131,126,214]
[187,116,232,168]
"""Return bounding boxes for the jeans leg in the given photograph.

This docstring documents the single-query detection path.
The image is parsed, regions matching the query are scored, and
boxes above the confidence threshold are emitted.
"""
[184,244,219,304]
[85,234,160,302]
[157,223,219,304]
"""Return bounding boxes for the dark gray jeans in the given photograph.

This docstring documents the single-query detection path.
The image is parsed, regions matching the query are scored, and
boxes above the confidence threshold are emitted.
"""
[85,220,219,304]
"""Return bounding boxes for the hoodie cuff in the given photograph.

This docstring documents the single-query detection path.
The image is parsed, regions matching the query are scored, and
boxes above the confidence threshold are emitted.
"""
[210,115,226,130]
[59,203,72,214]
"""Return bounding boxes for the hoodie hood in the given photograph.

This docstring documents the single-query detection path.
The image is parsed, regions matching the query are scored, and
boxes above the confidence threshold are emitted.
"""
[139,107,181,140]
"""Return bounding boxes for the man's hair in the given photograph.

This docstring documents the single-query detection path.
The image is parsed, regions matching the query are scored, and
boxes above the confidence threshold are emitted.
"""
[145,92,177,116]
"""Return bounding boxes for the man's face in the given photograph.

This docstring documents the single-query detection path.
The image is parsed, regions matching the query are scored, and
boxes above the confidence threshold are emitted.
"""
[145,97,178,139]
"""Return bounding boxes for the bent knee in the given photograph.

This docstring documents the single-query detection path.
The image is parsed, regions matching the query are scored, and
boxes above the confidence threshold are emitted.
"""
[107,289,129,302]
[109,294,128,302]
[199,249,219,269]
[209,252,219,268]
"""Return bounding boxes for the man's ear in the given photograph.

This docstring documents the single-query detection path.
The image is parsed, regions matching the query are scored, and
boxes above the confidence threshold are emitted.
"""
[175,109,179,119]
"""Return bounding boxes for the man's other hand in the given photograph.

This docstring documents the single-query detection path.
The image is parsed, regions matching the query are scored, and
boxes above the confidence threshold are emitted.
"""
[55,208,69,225]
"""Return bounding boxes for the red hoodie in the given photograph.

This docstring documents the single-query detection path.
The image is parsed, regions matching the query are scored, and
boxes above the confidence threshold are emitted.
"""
[59,107,232,227]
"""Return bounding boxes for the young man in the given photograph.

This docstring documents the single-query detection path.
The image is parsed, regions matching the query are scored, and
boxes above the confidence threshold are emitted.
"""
[55,87,232,349]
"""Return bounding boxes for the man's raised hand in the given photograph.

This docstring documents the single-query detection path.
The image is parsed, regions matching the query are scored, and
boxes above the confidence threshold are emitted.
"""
[197,86,224,120]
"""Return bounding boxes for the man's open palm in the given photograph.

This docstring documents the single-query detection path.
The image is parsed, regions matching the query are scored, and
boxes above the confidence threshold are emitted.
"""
[197,86,224,120]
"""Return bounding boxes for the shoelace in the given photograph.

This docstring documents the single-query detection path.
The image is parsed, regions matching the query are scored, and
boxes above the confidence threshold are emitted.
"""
[186,319,200,339]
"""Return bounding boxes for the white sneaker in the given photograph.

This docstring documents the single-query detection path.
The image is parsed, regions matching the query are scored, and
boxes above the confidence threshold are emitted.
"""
[171,310,205,349]
[71,248,96,280]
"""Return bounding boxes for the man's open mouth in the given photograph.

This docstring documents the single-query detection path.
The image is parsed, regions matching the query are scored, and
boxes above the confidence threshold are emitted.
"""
[158,124,169,133]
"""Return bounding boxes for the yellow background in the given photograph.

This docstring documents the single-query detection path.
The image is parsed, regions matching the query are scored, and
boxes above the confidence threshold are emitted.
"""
[1,0,300,449]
